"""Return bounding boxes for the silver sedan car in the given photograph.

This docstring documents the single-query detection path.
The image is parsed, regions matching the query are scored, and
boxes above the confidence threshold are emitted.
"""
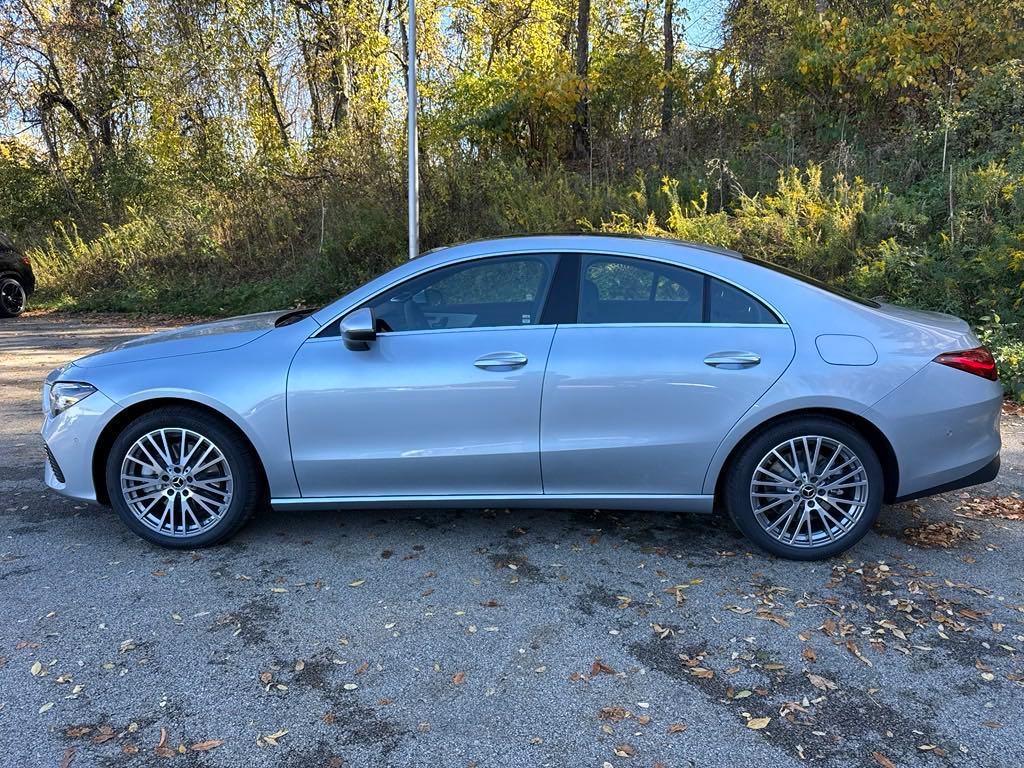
[41,235,1002,559]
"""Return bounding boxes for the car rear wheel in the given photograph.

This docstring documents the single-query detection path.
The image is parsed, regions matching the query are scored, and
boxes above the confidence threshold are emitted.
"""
[106,407,263,547]
[0,276,26,317]
[723,416,883,560]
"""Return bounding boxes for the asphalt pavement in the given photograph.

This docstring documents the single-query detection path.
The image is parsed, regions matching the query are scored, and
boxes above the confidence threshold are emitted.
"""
[1,313,1023,768]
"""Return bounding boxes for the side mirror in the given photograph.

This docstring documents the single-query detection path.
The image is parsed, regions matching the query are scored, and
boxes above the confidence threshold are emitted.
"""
[340,307,377,351]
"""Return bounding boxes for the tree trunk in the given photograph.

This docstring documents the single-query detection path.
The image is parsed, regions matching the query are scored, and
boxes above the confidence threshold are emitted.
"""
[254,60,291,148]
[571,0,591,161]
[661,0,674,137]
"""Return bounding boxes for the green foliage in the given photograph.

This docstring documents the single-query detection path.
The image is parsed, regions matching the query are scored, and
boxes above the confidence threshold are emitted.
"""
[979,316,1024,401]
[5,0,1024,397]
[597,165,872,282]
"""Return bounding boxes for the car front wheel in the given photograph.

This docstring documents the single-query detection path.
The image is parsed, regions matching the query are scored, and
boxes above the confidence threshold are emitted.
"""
[723,416,883,560]
[106,407,263,547]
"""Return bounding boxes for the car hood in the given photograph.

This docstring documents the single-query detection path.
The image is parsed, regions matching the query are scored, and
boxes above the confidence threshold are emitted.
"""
[72,311,289,369]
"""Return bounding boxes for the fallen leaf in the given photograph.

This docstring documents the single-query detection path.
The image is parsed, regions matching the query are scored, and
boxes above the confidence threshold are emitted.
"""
[872,752,896,768]
[746,717,771,730]
[59,746,75,768]
[807,673,838,691]
[902,521,979,549]
[452,671,465,685]
[154,727,175,758]
[598,706,629,722]
[348,579,365,588]
[667,722,687,734]
[261,729,288,747]
[613,743,636,757]
[190,739,224,752]
[590,659,616,676]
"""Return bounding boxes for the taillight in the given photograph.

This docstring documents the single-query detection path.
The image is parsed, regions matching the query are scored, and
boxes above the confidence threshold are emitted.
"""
[933,347,998,381]
[20,256,30,267]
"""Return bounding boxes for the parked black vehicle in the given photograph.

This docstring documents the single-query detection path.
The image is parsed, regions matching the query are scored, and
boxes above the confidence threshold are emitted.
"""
[0,232,34,317]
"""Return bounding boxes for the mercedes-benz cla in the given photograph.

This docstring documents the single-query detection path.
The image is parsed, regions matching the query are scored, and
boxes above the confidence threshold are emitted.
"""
[41,235,1002,559]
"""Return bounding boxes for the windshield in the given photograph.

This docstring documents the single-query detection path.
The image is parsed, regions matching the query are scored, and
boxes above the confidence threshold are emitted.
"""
[745,257,881,308]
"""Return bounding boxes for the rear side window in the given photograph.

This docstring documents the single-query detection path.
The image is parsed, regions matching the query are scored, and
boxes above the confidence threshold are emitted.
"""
[580,256,704,323]
[578,255,779,325]
[708,278,778,324]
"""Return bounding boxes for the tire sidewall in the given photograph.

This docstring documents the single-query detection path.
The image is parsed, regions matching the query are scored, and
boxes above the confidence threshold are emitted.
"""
[106,408,257,548]
[724,417,883,561]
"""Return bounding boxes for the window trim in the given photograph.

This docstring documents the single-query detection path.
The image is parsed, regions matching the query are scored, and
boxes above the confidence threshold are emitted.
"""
[311,248,787,340]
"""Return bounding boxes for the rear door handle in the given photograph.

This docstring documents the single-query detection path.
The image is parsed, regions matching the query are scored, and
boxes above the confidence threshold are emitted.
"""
[474,351,528,370]
[703,351,761,369]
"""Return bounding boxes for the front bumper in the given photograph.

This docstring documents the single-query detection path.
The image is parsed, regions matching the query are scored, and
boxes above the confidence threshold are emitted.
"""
[41,378,121,502]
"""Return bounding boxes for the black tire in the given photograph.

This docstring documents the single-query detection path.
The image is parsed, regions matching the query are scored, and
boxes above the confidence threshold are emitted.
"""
[105,406,263,548]
[0,275,26,317]
[722,416,883,561]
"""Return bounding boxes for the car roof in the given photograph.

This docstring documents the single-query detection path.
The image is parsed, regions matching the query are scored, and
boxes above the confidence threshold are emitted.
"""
[421,233,743,261]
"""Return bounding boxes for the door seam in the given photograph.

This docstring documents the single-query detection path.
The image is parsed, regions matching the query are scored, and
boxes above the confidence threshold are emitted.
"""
[537,326,559,494]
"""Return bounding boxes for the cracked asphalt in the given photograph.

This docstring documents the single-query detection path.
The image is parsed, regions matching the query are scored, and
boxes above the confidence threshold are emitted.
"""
[2,313,1023,768]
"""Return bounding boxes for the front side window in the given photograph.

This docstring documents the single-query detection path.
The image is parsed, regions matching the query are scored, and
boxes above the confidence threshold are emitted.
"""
[364,255,553,333]
[579,256,704,323]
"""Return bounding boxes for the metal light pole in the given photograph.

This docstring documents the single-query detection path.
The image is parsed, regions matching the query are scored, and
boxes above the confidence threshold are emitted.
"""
[406,0,419,260]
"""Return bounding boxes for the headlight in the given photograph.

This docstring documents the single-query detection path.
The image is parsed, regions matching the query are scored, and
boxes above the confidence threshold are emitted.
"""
[49,381,96,417]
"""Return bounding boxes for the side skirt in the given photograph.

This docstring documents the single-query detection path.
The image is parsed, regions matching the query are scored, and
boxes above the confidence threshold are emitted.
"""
[271,494,716,514]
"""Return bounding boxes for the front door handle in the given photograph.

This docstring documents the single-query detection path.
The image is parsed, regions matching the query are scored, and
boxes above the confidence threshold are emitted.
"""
[474,351,528,370]
[703,351,761,369]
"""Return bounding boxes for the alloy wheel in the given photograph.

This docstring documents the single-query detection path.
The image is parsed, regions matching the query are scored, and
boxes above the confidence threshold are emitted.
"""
[120,428,234,538]
[0,277,25,315]
[749,435,869,549]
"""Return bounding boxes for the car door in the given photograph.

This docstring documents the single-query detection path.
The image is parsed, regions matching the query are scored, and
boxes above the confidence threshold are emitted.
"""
[541,253,795,495]
[287,254,561,498]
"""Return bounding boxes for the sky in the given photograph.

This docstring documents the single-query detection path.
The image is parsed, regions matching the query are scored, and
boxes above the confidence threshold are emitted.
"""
[682,0,727,51]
